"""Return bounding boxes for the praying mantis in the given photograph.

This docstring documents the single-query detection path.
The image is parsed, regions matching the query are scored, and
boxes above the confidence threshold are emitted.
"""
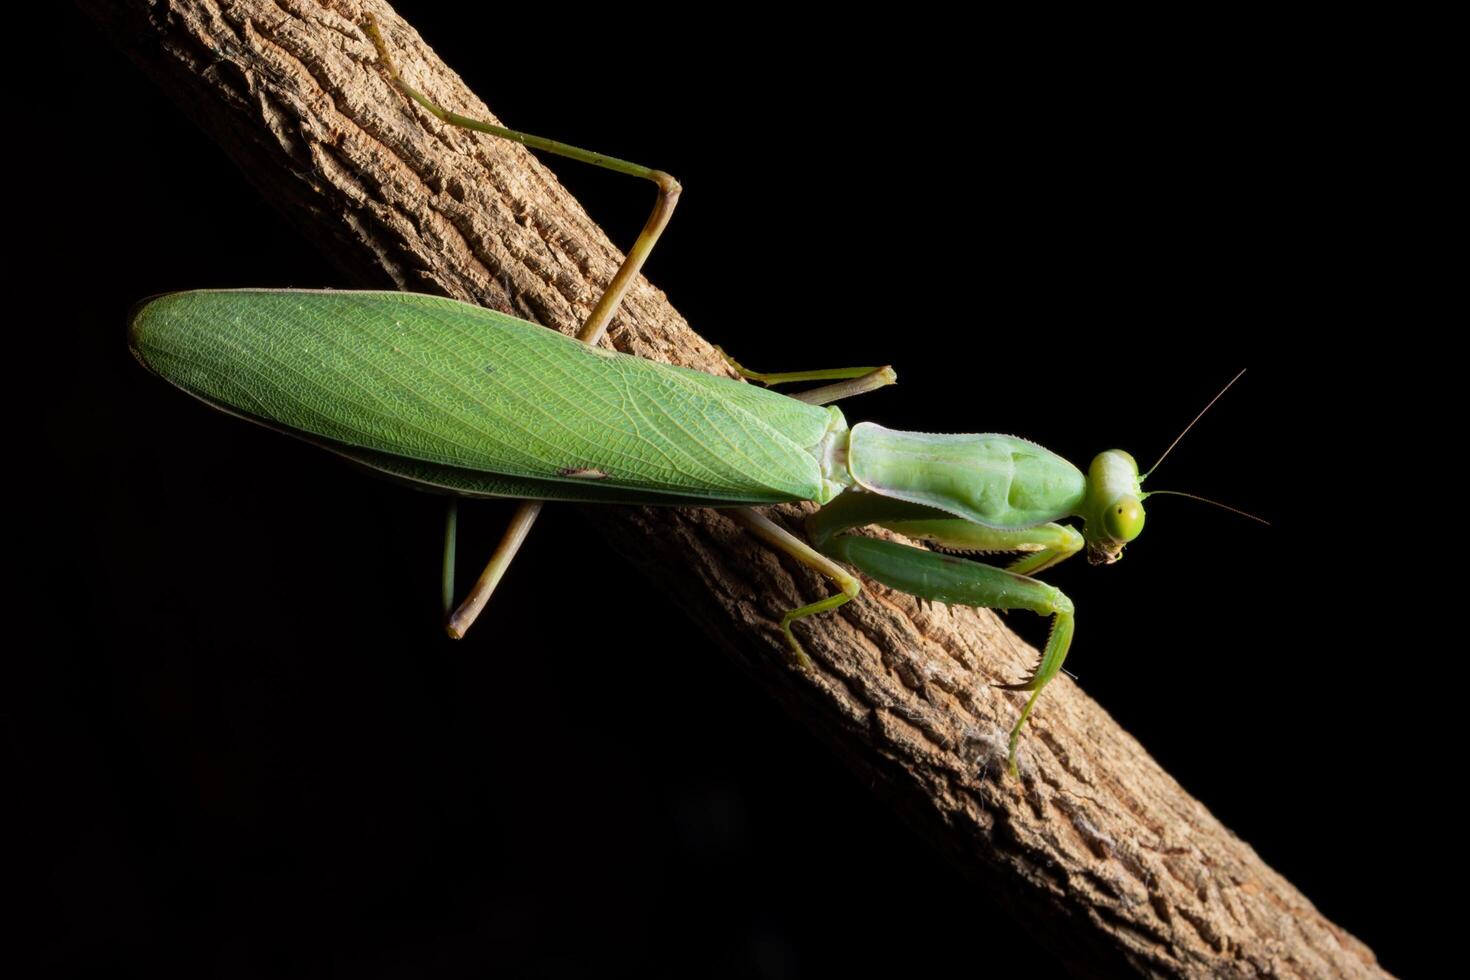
[127,15,1262,778]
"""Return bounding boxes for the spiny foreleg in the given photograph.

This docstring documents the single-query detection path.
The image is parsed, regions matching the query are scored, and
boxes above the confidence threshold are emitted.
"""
[807,493,1079,776]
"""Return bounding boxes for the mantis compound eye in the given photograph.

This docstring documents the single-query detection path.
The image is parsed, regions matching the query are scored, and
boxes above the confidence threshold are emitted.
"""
[1103,494,1146,543]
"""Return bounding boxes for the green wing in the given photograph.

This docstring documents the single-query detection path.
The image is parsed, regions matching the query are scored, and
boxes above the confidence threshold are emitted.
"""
[129,289,841,505]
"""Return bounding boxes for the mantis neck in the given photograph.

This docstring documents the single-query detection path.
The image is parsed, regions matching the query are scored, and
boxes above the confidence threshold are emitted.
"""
[815,408,854,504]
[841,422,1087,529]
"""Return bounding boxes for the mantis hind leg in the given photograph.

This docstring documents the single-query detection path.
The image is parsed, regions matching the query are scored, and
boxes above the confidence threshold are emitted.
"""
[369,16,683,638]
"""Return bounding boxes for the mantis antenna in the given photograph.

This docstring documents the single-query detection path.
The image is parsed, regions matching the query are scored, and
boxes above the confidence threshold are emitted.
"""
[1142,368,1247,481]
[1142,490,1271,526]
[1140,368,1269,526]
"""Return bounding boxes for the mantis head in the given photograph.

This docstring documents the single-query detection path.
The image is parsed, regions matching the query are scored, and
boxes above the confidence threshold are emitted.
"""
[1076,370,1264,565]
[1079,450,1145,565]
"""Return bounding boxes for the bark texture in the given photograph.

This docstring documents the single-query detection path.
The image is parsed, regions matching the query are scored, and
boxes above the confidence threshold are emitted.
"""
[79,2,1386,976]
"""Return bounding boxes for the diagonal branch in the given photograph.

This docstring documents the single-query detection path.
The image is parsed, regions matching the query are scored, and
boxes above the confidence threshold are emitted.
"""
[77,2,1386,976]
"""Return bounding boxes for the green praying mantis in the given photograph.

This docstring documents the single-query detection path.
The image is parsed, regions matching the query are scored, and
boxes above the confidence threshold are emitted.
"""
[128,15,1262,777]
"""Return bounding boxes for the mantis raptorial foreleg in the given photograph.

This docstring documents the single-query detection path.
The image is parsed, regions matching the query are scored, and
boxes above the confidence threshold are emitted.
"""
[826,534,1075,776]
[805,492,1079,775]
[879,516,1083,577]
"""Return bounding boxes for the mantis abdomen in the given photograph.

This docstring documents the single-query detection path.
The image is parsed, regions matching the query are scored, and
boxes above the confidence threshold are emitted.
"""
[130,289,849,506]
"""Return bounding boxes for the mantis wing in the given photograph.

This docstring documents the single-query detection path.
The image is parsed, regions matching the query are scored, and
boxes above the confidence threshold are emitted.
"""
[130,289,844,505]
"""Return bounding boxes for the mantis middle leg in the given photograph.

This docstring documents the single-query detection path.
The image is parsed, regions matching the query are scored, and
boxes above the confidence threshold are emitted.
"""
[727,508,863,670]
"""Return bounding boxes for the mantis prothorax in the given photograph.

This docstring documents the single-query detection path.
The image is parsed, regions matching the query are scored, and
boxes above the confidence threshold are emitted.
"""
[128,15,1262,777]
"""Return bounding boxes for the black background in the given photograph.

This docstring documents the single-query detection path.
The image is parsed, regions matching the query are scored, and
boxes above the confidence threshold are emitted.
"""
[20,6,1448,977]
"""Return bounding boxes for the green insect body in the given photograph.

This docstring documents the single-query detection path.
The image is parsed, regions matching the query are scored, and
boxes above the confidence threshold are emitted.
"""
[127,14,1199,777]
[130,286,1147,776]
[130,289,849,506]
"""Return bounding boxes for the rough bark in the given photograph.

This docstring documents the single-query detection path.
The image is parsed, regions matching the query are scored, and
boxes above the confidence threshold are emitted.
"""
[77,2,1386,976]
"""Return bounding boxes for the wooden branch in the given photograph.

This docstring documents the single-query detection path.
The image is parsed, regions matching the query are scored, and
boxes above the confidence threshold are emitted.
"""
[78,2,1386,976]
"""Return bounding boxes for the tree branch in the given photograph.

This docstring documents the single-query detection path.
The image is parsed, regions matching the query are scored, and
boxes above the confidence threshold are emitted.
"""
[78,2,1386,975]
